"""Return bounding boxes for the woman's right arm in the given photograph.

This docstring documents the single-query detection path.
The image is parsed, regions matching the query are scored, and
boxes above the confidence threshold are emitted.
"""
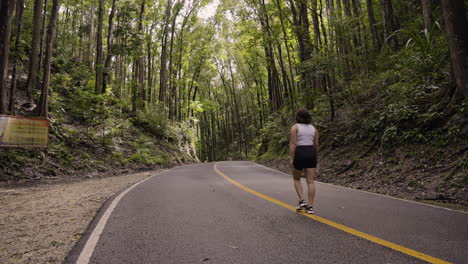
[314,129,320,154]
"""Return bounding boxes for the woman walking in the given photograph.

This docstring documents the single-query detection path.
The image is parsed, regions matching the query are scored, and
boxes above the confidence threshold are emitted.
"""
[289,108,319,214]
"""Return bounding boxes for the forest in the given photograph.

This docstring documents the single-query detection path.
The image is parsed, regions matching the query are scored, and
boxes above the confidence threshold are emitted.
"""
[0,0,466,205]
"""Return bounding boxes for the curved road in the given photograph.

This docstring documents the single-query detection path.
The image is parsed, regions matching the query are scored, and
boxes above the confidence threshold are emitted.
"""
[66,161,468,264]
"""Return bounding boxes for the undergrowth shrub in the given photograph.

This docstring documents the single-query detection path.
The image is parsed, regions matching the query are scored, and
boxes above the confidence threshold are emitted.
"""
[130,135,168,166]
[403,23,449,83]
[49,64,113,126]
[134,105,171,139]
[254,109,292,159]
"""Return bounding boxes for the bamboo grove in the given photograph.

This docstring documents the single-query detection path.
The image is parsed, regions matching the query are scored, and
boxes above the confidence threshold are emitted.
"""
[0,0,466,161]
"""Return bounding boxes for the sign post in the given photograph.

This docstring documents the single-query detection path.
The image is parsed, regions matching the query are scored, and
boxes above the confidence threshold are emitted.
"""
[0,115,49,148]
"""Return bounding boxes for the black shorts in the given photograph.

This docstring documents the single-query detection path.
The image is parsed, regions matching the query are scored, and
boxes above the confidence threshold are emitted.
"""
[293,146,317,170]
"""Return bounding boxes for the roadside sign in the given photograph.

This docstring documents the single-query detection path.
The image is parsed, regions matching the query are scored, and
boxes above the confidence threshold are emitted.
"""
[0,115,49,148]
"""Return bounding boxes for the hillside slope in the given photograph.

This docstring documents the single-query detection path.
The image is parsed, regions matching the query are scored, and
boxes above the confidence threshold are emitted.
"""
[255,78,467,207]
[0,80,197,184]
[258,113,467,207]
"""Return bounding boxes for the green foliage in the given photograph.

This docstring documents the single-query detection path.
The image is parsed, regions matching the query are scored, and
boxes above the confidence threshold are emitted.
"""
[253,110,292,159]
[134,105,171,138]
[129,135,169,166]
[403,23,449,82]
[48,62,113,127]
[47,142,75,166]
[113,0,145,58]
[318,23,451,148]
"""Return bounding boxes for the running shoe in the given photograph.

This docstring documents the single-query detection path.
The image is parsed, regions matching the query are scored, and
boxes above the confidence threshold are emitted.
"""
[307,206,314,214]
[296,200,307,210]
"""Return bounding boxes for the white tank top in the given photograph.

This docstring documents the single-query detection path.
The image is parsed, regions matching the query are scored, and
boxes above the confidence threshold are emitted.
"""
[296,123,315,146]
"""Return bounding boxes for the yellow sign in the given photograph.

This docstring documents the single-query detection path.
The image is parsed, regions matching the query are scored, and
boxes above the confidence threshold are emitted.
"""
[0,115,48,148]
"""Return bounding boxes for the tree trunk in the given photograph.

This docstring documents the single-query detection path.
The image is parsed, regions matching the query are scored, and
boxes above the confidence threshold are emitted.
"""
[276,43,291,102]
[159,0,172,104]
[288,0,315,108]
[147,22,155,103]
[176,2,196,121]
[327,0,337,120]
[260,0,282,111]
[78,0,84,62]
[102,0,118,93]
[311,0,322,47]
[9,0,25,114]
[38,0,60,117]
[0,0,16,114]
[61,0,70,49]
[38,0,47,75]
[137,0,146,104]
[95,0,104,93]
[168,2,181,120]
[381,0,398,48]
[25,0,43,100]
[71,4,78,58]
[131,62,137,112]
[366,0,381,51]
[441,0,468,101]
[146,33,152,103]
[274,0,297,108]
[351,0,363,50]
[421,0,433,30]
[88,3,95,67]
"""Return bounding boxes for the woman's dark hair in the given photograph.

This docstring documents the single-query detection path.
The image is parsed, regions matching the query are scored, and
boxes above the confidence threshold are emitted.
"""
[295,108,312,124]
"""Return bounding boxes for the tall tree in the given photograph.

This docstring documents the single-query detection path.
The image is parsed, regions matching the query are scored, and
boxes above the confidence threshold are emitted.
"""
[38,0,48,75]
[381,0,399,48]
[78,0,84,62]
[38,0,60,117]
[441,0,468,103]
[175,1,198,120]
[103,0,118,93]
[274,0,297,108]
[88,3,95,67]
[159,0,172,104]
[9,0,25,114]
[137,0,146,102]
[168,1,183,120]
[258,0,282,111]
[95,0,104,93]
[0,0,16,114]
[25,0,43,100]
[288,0,314,108]
[366,0,381,51]
[326,0,337,121]
[421,0,433,30]
[310,0,322,47]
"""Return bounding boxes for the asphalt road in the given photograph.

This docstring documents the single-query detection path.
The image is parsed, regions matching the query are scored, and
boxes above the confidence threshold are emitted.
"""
[66,161,468,264]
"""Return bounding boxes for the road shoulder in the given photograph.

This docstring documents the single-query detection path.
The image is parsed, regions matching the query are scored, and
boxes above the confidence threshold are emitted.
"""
[0,170,160,264]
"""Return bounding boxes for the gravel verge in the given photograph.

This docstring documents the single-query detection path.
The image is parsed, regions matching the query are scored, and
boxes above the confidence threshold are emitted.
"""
[0,170,162,264]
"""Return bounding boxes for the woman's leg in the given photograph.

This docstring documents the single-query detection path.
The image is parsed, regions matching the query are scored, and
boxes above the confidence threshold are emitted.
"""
[293,169,304,200]
[304,168,316,206]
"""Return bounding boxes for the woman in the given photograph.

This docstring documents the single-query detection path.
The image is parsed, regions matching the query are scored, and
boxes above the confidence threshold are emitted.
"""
[289,108,319,214]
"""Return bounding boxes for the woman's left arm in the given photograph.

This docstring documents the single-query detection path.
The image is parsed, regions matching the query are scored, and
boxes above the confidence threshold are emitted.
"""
[289,125,297,167]
[314,129,320,154]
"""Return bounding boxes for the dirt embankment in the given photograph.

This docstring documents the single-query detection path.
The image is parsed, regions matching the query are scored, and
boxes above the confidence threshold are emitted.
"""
[0,170,161,264]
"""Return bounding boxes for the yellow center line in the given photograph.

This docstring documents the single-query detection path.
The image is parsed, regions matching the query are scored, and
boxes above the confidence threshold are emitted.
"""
[213,162,452,264]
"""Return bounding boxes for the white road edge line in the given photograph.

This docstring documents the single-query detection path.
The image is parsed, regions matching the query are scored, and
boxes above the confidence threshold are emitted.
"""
[75,170,168,264]
[253,162,468,214]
